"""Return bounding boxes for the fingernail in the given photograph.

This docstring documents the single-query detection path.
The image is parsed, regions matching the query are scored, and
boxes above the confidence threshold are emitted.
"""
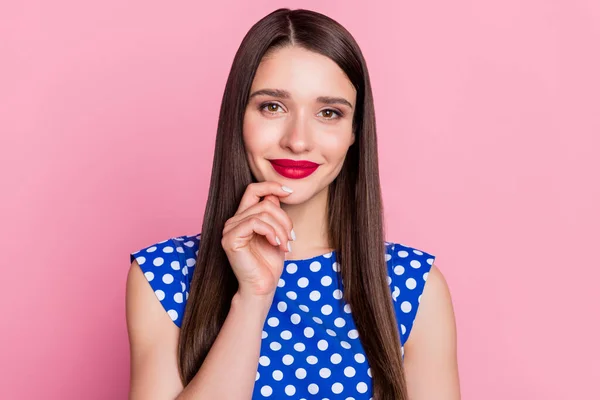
[291,229,296,241]
[282,186,293,193]
[275,236,281,245]
[287,241,292,252]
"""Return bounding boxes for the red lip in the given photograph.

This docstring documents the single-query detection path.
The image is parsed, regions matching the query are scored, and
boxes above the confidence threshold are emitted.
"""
[269,159,319,179]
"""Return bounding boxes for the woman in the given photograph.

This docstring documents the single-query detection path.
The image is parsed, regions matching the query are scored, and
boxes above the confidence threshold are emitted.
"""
[126,7,460,399]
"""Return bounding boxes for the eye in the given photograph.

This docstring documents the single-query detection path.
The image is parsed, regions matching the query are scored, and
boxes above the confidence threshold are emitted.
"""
[318,109,342,120]
[260,102,285,114]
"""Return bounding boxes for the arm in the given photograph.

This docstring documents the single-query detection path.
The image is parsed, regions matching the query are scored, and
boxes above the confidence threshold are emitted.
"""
[126,261,271,400]
[403,264,461,399]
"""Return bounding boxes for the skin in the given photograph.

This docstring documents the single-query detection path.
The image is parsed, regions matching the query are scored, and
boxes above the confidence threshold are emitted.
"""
[126,45,460,399]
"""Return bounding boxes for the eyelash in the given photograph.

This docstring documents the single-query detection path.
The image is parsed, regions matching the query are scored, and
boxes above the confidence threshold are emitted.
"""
[259,102,343,119]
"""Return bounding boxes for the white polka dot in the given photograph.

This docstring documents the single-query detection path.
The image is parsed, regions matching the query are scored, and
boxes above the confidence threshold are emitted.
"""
[286,291,297,300]
[260,385,272,396]
[297,277,309,288]
[272,370,283,381]
[176,246,184,253]
[332,262,340,272]
[313,316,323,324]
[180,281,186,292]
[185,291,188,300]
[324,251,333,258]
[277,301,287,312]
[259,356,270,366]
[398,250,409,258]
[308,383,319,394]
[419,294,422,303]
[299,305,309,312]
[394,265,405,275]
[280,330,292,340]
[423,272,429,281]
[321,276,332,286]
[268,317,279,327]
[306,355,318,365]
[174,292,183,303]
[146,246,157,253]
[295,368,307,379]
[278,278,286,287]
[413,249,423,255]
[186,258,196,267]
[357,382,368,393]
[285,385,296,395]
[427,258,434,265]
[136,256,146,265]
[410,260,421,269]
[162,274,174,284]
[256,371,260,381]
[270,342,281,351]
[310,261,321,272]
[167,309,178,321]
[401,324,407,335]
[291,313,301,324]
[367,368,372,377]
[182,266,188,276]
[344,304,352,313]
[184,240,194,247]
[317,339,329,351]
[287,263,298,274]
[385,253,392,261]
[334,317,346,328]
[170,260,180,270]
[144,271,154,281]
[344,366,356,377]
[354,353,366,363]
[333,289,343,300]
[387,276,392,285]
[294,342,305,352]
[392,286,400,301]
[406,278,417,289]
[341,341,351,349]
[155,290,165,301]
[330,353,342,364]
[326,329,336,337]
[401,301,412,313]
[332,382,344,394]
[304,327,314,338]
[321,305,333,315]
[309,291,321,301]
[153,257,164,267]
[320,367,331,378]
[348,329,359,339]
[262,331,268,339]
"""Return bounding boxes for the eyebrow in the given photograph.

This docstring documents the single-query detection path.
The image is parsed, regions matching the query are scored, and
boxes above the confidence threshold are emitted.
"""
[248,88,353,109]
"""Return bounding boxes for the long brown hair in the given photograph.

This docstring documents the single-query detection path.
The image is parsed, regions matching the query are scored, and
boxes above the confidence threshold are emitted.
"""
[178,8,407,399]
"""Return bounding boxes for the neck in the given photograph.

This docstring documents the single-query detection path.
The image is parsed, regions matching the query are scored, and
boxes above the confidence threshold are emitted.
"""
[280,185,332,260]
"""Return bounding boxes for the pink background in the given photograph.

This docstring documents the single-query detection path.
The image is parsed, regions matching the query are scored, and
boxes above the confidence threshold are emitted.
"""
[2,1,598,399]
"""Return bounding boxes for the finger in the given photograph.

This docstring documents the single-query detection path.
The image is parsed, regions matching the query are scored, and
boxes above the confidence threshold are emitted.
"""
[224,212,290,252]
[225,198,294,241]
[263,194,280,208]
[236,182,293,215]
[223,216,287,252]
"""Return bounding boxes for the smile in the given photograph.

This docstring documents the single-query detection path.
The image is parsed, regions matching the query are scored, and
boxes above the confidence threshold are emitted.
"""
[269,159,320,179]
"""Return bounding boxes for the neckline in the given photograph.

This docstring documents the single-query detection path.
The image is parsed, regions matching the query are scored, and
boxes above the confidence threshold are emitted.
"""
[284,250,336,263]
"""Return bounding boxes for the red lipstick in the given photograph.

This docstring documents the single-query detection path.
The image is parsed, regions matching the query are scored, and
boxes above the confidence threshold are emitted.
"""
[269,159,319,179]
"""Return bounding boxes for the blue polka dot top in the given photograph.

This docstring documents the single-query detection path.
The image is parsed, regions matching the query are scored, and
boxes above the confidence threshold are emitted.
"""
[130,233,435,399]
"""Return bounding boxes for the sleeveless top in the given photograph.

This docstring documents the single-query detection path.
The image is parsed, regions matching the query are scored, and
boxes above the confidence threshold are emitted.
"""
[130,233,435,399]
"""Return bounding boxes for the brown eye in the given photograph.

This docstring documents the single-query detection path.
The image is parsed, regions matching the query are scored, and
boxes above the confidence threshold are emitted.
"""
[261,102,283,114]
[318,109,342,120]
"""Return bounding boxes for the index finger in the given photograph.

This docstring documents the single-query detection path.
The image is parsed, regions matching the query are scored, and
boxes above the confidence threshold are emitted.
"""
[236,182,293,214]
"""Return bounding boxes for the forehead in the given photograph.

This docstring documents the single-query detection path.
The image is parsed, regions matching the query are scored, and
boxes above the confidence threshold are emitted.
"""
[251,46,356,101]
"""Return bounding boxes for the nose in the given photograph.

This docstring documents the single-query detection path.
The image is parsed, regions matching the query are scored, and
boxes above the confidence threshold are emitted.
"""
[279,111,313,154]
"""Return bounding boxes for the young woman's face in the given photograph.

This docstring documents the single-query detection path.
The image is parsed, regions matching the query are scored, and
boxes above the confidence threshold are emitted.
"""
[243,46,357,205]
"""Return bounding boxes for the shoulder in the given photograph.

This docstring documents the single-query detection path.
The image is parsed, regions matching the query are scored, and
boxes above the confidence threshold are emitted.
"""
[384,241,437,346]
[128,233,202,327]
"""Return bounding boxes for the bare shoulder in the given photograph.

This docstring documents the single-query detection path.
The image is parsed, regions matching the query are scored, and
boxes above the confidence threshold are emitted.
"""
[126,260,183,399]
[403,264,461,399]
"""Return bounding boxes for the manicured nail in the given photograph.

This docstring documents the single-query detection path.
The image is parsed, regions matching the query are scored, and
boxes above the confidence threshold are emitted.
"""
[275,236,281,245]
[287,241,292,252]
[291,229,296,241]
[282,186,293,193]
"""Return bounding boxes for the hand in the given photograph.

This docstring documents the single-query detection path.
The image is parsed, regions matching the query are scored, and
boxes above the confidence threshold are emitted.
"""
[221,181,295,299]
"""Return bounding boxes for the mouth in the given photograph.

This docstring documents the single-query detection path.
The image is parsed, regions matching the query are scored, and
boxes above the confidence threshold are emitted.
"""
[269,159,320,180]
